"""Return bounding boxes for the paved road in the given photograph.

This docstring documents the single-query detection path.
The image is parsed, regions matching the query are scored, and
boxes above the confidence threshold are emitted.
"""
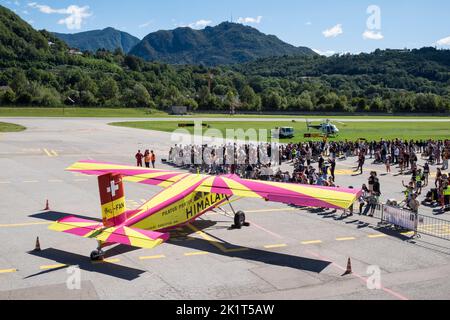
[0,118,449,300]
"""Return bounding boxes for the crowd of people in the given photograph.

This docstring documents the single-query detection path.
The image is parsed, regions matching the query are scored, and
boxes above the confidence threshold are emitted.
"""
[137,138,449,215]
[135,150,156,168]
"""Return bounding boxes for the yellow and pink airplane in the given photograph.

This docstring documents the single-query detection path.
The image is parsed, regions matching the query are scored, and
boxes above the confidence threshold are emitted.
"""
[49,160,361,260]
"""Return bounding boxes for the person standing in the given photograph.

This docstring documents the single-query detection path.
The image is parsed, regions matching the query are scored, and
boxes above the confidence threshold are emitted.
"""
[144,150,151,168]
[329,157,336,182]
[135,150,144,167]
[150,150,156,169]
[385,155,391,174]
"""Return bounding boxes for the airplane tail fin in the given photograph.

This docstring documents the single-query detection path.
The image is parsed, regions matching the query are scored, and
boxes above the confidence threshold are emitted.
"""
[98,173,127,227]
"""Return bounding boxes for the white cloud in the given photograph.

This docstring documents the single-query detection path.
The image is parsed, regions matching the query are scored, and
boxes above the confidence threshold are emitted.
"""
[139,21,153,28]
[312,48,336,57]
[237,16,263,24]
[176,19,212,29]
[363,30,384,40]
[436,36,450,46]
[305,22,312,26]
[322,24,343,38]
[28,2,92,30]
[188,19,212,29]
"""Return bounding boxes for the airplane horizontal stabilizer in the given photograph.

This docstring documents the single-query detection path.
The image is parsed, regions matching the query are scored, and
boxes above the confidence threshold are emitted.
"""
[49,216,170,249]
[94,226,170,249]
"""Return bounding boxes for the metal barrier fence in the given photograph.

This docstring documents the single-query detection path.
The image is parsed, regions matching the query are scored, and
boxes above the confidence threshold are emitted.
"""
[416,214,450,241]
[370,204,450,241]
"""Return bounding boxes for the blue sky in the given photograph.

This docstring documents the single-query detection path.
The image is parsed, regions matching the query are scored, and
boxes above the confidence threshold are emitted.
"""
[2,0,450,55]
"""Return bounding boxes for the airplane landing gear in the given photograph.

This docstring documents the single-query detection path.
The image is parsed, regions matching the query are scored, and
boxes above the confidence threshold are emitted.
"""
[232,211,250,229]
[90,241,105,261]
[90,249,105,261]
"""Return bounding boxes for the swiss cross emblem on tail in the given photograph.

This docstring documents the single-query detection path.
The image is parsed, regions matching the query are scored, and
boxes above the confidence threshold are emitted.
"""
[98,173,127,227]
[107,180,120,197]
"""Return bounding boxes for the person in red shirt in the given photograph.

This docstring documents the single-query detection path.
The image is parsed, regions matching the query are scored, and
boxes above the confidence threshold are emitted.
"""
[135,150,144,167]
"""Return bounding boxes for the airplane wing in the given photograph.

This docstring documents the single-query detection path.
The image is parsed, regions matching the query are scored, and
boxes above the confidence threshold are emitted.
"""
[195,174,361,210]
[49,216,170,249]
[67,160,190,188]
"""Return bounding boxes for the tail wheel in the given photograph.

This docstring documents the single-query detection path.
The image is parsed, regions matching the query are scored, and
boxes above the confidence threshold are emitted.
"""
[90,250,104,261]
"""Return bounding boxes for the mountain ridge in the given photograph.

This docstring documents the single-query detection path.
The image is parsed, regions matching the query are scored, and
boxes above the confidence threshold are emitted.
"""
[53,27,140,53]
[129,22,316,66]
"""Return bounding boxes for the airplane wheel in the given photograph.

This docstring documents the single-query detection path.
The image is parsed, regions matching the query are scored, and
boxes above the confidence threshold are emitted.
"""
[90,250,104,261]
[234,211,246,229]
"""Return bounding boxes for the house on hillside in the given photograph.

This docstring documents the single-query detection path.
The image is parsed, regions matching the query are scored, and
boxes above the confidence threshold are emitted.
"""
[68,48,83,55]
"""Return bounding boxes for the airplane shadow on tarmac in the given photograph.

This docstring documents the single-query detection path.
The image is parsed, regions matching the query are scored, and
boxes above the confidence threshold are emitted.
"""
[27,211,331,278]
[167,219,332,274]
[26,248,146,281]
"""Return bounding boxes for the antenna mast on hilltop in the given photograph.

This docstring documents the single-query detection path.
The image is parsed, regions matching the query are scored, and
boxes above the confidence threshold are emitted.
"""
[231,13,233,23]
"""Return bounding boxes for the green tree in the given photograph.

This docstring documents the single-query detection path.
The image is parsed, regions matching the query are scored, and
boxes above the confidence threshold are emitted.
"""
[98,78,119,105]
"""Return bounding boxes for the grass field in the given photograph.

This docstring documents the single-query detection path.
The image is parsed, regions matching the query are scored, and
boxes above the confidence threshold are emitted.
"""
[0,107,169,118]
[110,120,450,142]
[0,107,449,119]
[0,122,26,132]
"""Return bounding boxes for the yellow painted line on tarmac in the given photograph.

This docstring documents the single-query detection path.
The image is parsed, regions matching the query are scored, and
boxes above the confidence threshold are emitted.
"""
[184,251,209,257]
[139,255,166,260]
[43,148,52,157]
[40,264,67,270]
[264,244,288,249]
[401,231,415,236]
[0,222,52,228]
[336,237,357,241]
[368,234,388,239]
[51,150,58,157]
[92,258,120,265]
[0,269,17,274]
[301,240,323,245]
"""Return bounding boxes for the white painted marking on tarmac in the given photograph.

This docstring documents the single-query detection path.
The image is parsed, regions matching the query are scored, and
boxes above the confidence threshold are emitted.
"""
[247,220,284,239]
[23,180,39,183]
[305,249,409,301]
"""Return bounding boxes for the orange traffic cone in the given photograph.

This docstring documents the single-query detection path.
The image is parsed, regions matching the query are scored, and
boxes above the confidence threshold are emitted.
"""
[343,258,353,275]
[44,200,50,211]
[34,237,41,252]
